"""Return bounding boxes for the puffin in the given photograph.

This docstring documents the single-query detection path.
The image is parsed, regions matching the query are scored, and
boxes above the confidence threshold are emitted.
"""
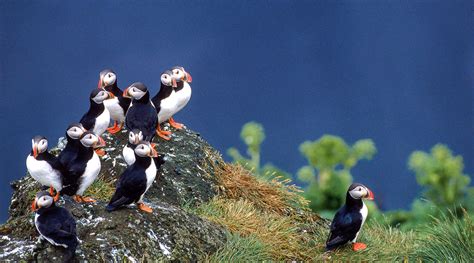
[32,190,78,262]
[61,131,104,203]
[106,141,164,213]
[151,70,177,140]
[123,82,158,141]
[97,69,131,134]
[26,135,63,197]
[326,183,375,251]
[167,66,192,129]
[122,129,144,166]
[79,88,113,156]
[57,123,87,170]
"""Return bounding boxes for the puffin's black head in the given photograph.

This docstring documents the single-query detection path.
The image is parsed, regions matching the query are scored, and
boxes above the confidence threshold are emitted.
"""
[171,66,192,83]
[66,123,86,140]
[123,82,148,100]
[128,129,144,145]
[134,141,158,158]
[31,135,48,159]
[90,89,113,104]
[347,183,374,200]
[31,190,55,211]
[160,70,177,88]
[80,131,106,148]
[98,69,117,89]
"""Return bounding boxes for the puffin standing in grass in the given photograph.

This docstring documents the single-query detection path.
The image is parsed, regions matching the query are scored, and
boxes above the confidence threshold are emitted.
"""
[326,183,375,251]
[97,69,131,134]
[32,190,78,262]
[106,141,164,213]
[123,82,158,141]
[26,136,63,199]
[167,66,192,129]
[151,70,177,140]
[79,89,113,156]
[61,131,105,203]
[122,129,144,166]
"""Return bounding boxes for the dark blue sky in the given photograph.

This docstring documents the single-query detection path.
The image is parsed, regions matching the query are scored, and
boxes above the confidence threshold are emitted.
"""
[1,1,473,222]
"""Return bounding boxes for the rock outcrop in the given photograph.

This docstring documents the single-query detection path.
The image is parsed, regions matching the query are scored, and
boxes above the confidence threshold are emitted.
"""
[0,127,227,262]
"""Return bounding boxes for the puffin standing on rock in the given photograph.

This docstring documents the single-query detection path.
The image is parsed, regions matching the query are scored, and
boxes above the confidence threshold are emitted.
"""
[61,131,104,203]
[168,66,192,129]
[58,123,87,170]
[97,69,131,134]
[326,183,375,251]
[32,190,78,262]
[79,89,113,156]
[122,129,144,166]
[151,70,177,140]
[106,141,164,213]
[123,82,158,141]
[26,136,63,198]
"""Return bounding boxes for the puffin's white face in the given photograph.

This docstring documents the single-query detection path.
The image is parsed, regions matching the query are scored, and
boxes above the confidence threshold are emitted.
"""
[160,72,174,87]
[67,125,85,139]
[134,142,158,157]
[128,130,143,145]
[125,86,146,100]
[80,133,100,147]
[349,185,374,200]
[35,194,54,209]
[32,138,48,157]
[172,66,192,83]
[103,72,116,86]
[92,90,111,104]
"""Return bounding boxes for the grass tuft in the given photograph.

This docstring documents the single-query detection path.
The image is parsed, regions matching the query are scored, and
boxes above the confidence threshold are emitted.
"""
[84,175,116,201]
[206,232,270,262]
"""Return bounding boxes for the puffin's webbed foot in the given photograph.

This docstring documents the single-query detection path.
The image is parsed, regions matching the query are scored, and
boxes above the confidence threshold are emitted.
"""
[95,148,106,157]
[169,117,183,130]
[73,195,96,203]
[352,242,367,251]
[138,203,153,213]
[107,121,123,134]
[156,125,171,140]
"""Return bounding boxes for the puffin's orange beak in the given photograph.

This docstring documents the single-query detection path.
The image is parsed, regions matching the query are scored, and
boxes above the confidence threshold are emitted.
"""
[365,188,375,200]
[171,78,177,88]
[185,72,192,83]
[97,77,103,89]
[123,87,130,98]
[33,144,38,158]
[97,136,106,147]
[108,92,115,99]
[149,146,158,157]
[31,200,37,211]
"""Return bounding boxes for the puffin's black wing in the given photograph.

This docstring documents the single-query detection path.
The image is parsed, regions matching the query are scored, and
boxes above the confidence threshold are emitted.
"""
[126,104,158,141]
[106,166,147,211]
[79,112,96,131]
[61,160,86,196]
[153,154,166,168]
[37,208,78,248]
[326,207,362,250]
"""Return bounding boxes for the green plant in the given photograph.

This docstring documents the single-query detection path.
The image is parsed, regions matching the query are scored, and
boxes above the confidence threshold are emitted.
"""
[297,135,377,214]
[206,233,270,262]
[227,122,291,179]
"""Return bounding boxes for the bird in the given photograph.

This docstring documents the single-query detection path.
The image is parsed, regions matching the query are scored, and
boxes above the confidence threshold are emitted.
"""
[106,141,165,213]
[167,66,192,130]
[79,89,113,156]
[122,129,144,166]
[123,82,158,141]
[57,123,87,170]
[97,69,131,134]
[60,131,104,203]
[32,190,79,262]
[26,135,63,198]
[326,183,375,251]
[151,70,177,140]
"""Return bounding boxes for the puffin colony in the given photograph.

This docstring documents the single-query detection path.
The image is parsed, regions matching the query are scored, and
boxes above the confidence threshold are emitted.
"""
[25,67,374,260]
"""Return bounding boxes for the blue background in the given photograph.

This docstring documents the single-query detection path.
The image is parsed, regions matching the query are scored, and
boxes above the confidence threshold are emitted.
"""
[1,0,473,222]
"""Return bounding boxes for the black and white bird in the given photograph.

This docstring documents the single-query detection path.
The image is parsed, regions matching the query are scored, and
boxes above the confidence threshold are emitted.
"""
[97,69,131,134]
[26,136,63,194]
[326,183,375,251]
[151,70,177,140]
[122,129,144,166]
[123,82,158,141]
[58,123,87,170]
[60,131,104,203]
[167,66,192,129]
[79,89,112,156]
[106,141,164,213]
[32,190,78,262]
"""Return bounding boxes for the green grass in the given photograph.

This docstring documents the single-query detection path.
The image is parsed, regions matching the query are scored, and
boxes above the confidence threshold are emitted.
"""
[206,232,270,262]
[415,210,474,262]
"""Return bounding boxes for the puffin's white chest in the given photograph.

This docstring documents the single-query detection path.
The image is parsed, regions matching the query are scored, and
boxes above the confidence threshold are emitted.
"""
[26,155,62,191]
[353,202,368,242]
[104,97,125,122]
[144,159,157,192]
[35,214,68,248]
[122,145,135,166]
[76,153,101,195]
[157,94,178,123]
[93,109,110,136]
[174,83,192,113]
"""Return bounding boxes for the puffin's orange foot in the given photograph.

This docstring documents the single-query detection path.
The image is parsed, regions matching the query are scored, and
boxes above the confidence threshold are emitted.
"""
[169,117,183,130]
[95,148,106,156]
[73,195,96,203]
[48,186,60,202]
[353,242,367,251]
[156,130,171,141]
[138,203,153,213]
[73,195,82,203]
[54,191,60,202]
[107,122,123,134]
